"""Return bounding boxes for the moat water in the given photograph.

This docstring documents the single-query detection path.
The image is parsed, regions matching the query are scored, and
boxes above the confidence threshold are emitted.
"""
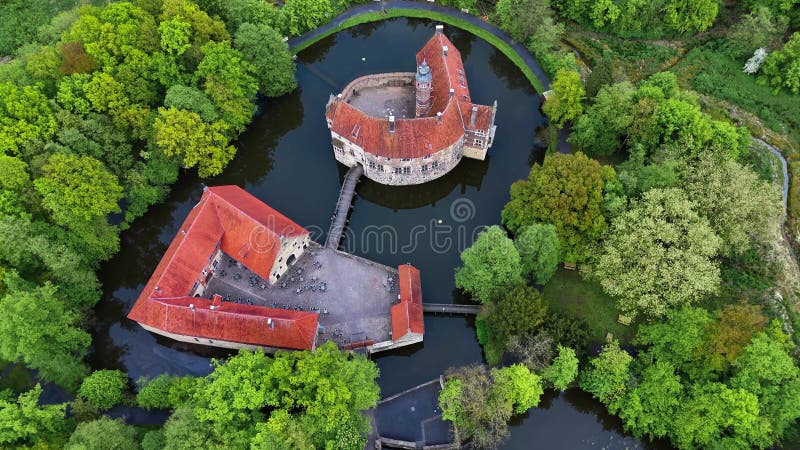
[90,18,668,449]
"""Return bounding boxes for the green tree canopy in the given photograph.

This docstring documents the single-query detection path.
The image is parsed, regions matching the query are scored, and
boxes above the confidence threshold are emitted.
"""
[542,345,579,391]
[491,364,544,414]
[503,152,615,263]
[153,107,236,178]
[592,188,721,319]
[579,340,632,407]
[542,69,585,127]
[485,285,548,350]
[0,384,68,448]
[66,416,140,450]
[569,81,635,156]
[455,226,524,304]
[514,223,561,284]
[234,23,297,97]
[78,370,128,410]
[0,82,58,156]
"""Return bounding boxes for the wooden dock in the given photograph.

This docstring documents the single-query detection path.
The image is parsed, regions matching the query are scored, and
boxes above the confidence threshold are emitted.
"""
[326,164,363,249]
[422,303,482,315]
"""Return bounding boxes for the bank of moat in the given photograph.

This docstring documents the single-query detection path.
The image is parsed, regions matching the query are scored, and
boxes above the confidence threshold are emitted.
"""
[325,25,497,186]
[127,186,423,354]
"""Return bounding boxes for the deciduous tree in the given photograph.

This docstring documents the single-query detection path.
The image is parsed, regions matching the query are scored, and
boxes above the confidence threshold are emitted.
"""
[234,23,297,97]
[66,417,140,450]
[542,345,579,391]
[514,224,561,284]
[78,370,128,410]
[542,69,585,127]
[455,226,524,304]
[153,107,236,178]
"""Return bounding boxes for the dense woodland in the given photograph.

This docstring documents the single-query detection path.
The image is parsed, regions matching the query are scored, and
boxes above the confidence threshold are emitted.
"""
[1,0,800,449]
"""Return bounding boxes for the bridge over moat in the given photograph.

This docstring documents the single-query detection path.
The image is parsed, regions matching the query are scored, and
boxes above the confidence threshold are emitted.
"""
[326,164,363,249]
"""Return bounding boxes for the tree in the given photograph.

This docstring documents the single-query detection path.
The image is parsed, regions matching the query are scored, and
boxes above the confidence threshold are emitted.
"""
[494,0,564,55]
[569,81,635,156]
[34,153,122,227]
[491,364,544,414]
[0,385,68,448]
[455,226,524,304]
[195,40,257,133]
[159,17,193,56]
[153,107,236,178]
[542,69,585,127]
[485,285,548,350]
[592,188,721,319]
[616,361,683,439]
[514,224,560,284]
[579,341,632,408]
[726,6,788,58]
[760,32,800,94]
[66,417,140,450]
[164,85,219,121]
[0,82,57,156]
[663,0,718,33]
[502,152,615,263]
[584,55,615,98]
[703,303,767,372]
[282,0,334,36]
[0,282,90,390]
[78,370,127,410]
[542,345,579,391]
[234,23,297,97]
[137,374,197,410]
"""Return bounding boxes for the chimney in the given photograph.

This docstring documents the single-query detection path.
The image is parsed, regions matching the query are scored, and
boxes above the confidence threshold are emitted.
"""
[470,106,478,128]
[442,45,448,56]
[212,294,222,307]
[389,115,395,132]
[436,112,443,124]
[435,24,444,34]
[449,88,454,98]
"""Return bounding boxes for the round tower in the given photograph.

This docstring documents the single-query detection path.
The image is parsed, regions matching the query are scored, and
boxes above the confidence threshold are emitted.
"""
[415,60,432,117]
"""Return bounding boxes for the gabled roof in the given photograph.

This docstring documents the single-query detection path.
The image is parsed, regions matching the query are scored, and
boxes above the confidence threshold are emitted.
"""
[127,185,317,350]
[392,264,424,340]
[326,30,495,160]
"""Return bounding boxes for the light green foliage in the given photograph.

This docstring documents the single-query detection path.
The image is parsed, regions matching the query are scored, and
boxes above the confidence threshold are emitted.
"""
[616,361,682,438]
[729,331,800,439]
[616,158,681,197]
[137,374,198,410]
[66,416,140,450]
[0,282,90,390]
[485,285,548,351]
[683,156,782,255]
[663,0,718,33]
[454,226,524,304]
[234,23,297,97]
[172,343,379,449]
[592,188,721,319]
[142,429,166,450]
[252,410,314,450]
[196,40,257,133]
[503,152,615,263]
[0,384,68,448]
[542,346,579,391]
[154,107,236,178]
[0,82,58,155]
[514,224,561,284]
[492,364,543,414]
[34,153,123,227]
[283,0,334,36]
[163,85,219,122]
[580,341,632,407]
[78,370,127,410]
[159,18,193,56]
[542,69,585,127]
[760,32,800,94]
[570,81,635,156]
[438,379,464,426]
[215,0,286,33]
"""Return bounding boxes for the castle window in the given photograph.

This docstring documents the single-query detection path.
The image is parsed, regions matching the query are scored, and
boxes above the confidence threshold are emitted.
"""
[432,161,440,169]
[403,167,411,174]
[475,130,486,137]
[368,160,376,170]
[394,167,402,174]
[401,157,412,162]
[422,154,431,159]
[421,164,428,172]
[377,164,384,172]
[474,139,484,146]
[333,145,343,154]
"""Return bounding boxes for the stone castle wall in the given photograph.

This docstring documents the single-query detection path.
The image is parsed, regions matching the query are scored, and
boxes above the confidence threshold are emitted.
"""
[332,131,464,186]
[340,72,416,103]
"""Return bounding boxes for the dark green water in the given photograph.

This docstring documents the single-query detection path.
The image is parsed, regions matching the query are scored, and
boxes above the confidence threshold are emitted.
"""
[90,18,667,449]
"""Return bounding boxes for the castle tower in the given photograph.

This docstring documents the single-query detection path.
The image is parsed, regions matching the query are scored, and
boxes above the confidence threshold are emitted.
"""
[415,60,432,117]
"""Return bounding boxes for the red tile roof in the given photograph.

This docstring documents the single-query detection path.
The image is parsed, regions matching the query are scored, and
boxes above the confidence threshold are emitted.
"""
[326,31,494,159]
[127,185,318,350]
[392,264,424,340]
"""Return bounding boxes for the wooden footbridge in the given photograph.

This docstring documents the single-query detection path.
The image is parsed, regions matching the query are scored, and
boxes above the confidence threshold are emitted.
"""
[422,303,481,315]
[325,164,363,249]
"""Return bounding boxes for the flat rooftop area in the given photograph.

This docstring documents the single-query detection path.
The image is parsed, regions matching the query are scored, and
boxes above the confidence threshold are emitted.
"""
[348,85,415,119]
[204,243,398,347]
[375,380,453,446]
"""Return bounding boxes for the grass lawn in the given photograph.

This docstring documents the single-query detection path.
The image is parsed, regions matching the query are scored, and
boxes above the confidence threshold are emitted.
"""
[291,9,545,93]
[542,268,636,345]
